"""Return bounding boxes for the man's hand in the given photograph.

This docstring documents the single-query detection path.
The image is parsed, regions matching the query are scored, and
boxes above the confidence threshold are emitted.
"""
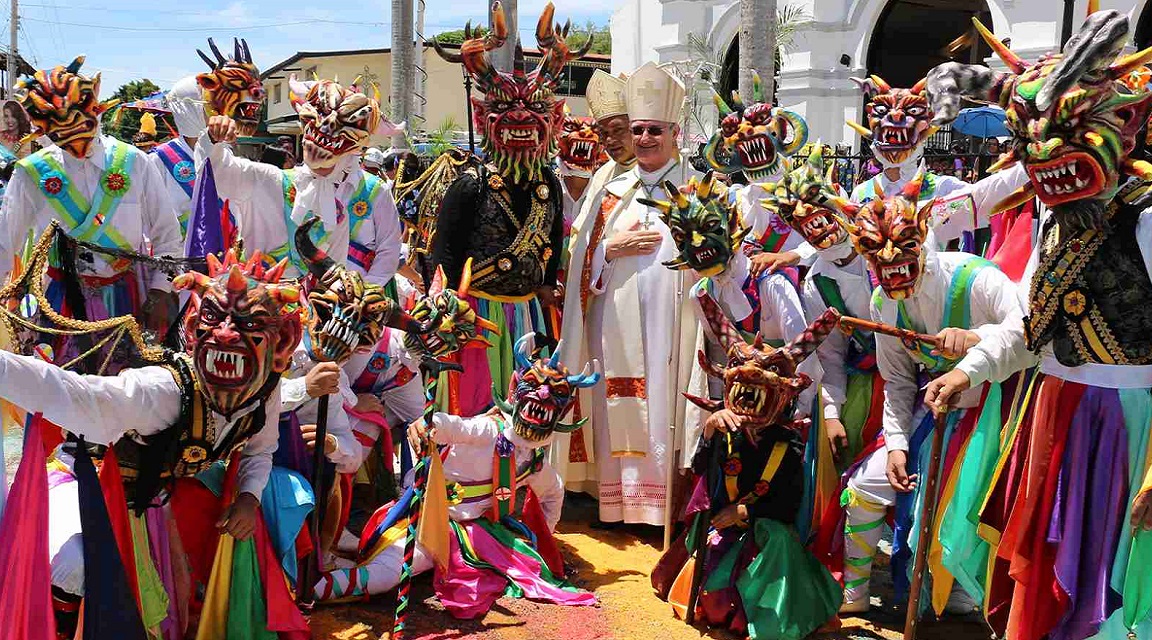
[139,288,177,336]
[924,369,971,415]
[354,393,385,414]
[216,492,260,540]
[703,408,746,439]
[711,504,749,529]
[749,251,800,277]
[206,115,239,144]
[605,230,662,260]
[886,450,917,493]
[300,423,338,455]
[826,417,849,461]
[407,417,433,452]
[932,328,980,359]
[305,362,341,398]
[1133,490,1152,534]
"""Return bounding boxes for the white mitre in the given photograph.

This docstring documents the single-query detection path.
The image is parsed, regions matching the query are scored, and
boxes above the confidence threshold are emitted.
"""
[624,62,685,124]
[586,70,628,122]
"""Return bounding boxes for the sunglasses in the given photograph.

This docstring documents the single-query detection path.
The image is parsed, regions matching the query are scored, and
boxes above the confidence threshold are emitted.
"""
[631,125,666,136]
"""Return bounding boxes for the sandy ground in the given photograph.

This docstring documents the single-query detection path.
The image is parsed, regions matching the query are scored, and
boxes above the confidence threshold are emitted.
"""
[310,494,990,640]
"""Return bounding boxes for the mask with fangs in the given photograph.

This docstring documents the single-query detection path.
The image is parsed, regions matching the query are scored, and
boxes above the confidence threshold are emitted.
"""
[703,71,809,181]
[195,38,265,138]
[16,56,106,159]
[848,75,935,170]
[403,260,501,361]
[638,172,750,277]
[289,76,403,172]
[758,145,850,251]
[558,109,607,175]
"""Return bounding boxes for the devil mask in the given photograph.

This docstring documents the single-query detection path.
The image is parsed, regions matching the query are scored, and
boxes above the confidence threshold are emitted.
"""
[759,146,849,251]
[850,75,934,170]
[703,72,808,181]
[173,251,302,418]
[434,1,591,184]
[289,76,402,171]
[688,290,838,428]
[639,172,749,277]
[837,171,931,300]
[16,56,105,159]
[493,333,601,445]
[196,38,264,138]
[558,109,607,176]
[404,261,499,361]
[925,11,1152,230]
[296,218,424,364]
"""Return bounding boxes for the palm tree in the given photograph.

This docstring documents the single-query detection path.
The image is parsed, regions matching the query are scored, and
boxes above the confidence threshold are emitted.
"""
[739,0,775,101]
[426,116,460,157]
[390,0,414,148]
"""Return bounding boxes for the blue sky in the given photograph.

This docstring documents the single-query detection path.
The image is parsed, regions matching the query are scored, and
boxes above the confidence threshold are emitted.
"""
[13,0,618,97]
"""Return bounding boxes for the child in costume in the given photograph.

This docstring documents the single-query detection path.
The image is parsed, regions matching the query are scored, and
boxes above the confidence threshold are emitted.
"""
[0,57,184,340]
[313,333,600,618]
[652,294,843,639]
[427,2,589,416]
[200,74,403,284]
[701,73,815,273]
[833,171,1030,614]
[923,11,1152,639]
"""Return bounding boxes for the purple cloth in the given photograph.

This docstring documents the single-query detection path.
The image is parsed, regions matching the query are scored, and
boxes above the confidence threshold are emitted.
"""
[185,159,225,262]
[145,507,180,640]
[1049,386,1128,640]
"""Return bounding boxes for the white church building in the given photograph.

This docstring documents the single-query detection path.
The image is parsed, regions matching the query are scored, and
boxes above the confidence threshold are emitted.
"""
[610,0,1152,148]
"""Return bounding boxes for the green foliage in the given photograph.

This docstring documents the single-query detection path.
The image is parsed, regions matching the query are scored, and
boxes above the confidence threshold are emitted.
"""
[433,27,487,46]
[433,22,610,55]
[426,116,459,157]
[101,79,163,142]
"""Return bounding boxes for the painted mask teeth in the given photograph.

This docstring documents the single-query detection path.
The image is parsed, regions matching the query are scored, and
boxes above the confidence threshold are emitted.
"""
[880,263,913,280]
[693,246,717,262]
[206,348,247,381]
[726,381,767,413]
[1032,158,1090,196]
[880,125,911,147]
[737,136,774,167]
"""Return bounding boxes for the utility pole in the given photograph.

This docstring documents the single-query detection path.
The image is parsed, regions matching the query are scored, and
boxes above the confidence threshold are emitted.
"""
[390,0,414,149]
[8,0,18,98]
[412,0,427,134]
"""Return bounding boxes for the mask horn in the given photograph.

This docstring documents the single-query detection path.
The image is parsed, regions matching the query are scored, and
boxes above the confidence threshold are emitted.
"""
[66,56,86,74]
[514,332,536,370]
[457,257,474,298]
[782,308,841,364]
[429,265,447,296]
[294,216,336,279]
[971,18,1027,75]
[695,288,742,353]
[548,339,564,367]
[667,181,690,209]
[776,108,810,156]
[566,360,602,388]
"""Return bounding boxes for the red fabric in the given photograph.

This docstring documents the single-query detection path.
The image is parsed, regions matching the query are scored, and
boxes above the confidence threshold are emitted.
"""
[97,447,141,607]
[169,478,226,587]
[0,414,57,640]
[253,510,309,639]
[521,488,564,577]
[294,523,314,561]
[990,200,1034,283]
[39,419,65,457]
[336,473,354,540]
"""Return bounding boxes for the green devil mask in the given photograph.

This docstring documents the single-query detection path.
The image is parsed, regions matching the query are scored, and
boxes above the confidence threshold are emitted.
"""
[757,145,849,251]
[702,71,809,181]
[638,172,750,277]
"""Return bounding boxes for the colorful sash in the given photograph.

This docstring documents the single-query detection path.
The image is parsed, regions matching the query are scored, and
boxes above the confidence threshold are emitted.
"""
[267,169,331,274]
[812,273,877,372]
[350,330,416,395]
[154,140,196,199]
[346,174,383,271]
[754,214,793,253]
[856,171,938,206]
[18,140,137,271]
[889,256,997,373]
[722,267,801,340]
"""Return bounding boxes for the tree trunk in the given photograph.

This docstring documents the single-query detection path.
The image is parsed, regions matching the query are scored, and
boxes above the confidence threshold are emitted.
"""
[491,0,518,73]
[390,0,414,148]
[739,0,776,103]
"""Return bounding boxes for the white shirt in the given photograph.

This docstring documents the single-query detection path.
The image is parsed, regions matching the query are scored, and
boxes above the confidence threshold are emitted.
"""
[871,249,1029,451]
[144,137,199,237]
[801,250,874,421]
[0,350,279,498]
[0,134,184,291]
[200,135,402,285]
[280,345,362,474]
[430,411,565,531]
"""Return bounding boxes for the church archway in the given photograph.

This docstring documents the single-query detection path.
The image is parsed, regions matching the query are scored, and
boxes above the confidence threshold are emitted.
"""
[1135,0,1152,49]
[865,0,993,89]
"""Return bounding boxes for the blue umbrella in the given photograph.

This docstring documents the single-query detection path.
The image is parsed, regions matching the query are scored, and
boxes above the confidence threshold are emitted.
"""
[951,105,1010,138]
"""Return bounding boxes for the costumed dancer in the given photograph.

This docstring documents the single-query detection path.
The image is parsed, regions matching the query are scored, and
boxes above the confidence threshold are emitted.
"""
[153,38,264,239]
[427,1,588,416]
[314,333,600,617]
[558,61,697,527]
[0,57,184,341]
[200,73,402,284]
[557,108,608,228]
[0,241,303,638]
[551,67,635,494]
[652,300,843,639]
[832,171,1030,614]
[923,11,1152,639]
[131,113,160,153]
[847,74,1029,250]
[702,72,815,274]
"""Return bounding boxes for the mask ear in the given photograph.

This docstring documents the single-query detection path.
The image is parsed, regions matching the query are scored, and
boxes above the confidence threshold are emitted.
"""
[916,200,934,236]
[272,318,303,373]
[470,96,487,135]
[196,72,220,92]
[182,294,202,353]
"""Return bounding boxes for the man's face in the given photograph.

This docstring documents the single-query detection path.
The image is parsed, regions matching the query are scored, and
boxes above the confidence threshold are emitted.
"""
[596,115,634,165]
[632,119,677,170]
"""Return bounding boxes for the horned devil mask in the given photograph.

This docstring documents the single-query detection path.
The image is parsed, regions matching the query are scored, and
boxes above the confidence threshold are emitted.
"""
[403,261,500,361]
[493,333,601,444]
[687,290,839,428]
[704,72,809,181]
[433,1,591,183]
[289,76,403,171]
[924,10,1152,230]
[558,109,607,175]
[849,76,935,169]
[17,56,106,159]
[173,251,303,418]
[639,172,749,277]
[759,146,849,251]
[196,38,265,138]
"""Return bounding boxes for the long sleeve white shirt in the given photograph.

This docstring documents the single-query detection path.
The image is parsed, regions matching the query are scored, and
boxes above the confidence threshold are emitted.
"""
[801,252,874,421]
[430,411,565,531]
[0,134,184,291]
[144,137,199,238]
[280,345,362,474]
[199,135,401,285]
[870,249,1029,451]
[0,350,279,498]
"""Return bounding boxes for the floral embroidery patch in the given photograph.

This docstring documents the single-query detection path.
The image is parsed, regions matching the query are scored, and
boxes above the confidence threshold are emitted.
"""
[101,169,132,197]
[40,172,65,197]
[173,160,196,184]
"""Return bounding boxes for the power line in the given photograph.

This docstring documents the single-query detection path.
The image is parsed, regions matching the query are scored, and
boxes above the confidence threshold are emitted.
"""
[21,16,388,31]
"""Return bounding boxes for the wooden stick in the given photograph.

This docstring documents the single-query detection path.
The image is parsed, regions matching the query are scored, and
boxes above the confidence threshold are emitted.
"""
[903,410,949,640]
[297,393,331,611]
[838,315,939,347]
